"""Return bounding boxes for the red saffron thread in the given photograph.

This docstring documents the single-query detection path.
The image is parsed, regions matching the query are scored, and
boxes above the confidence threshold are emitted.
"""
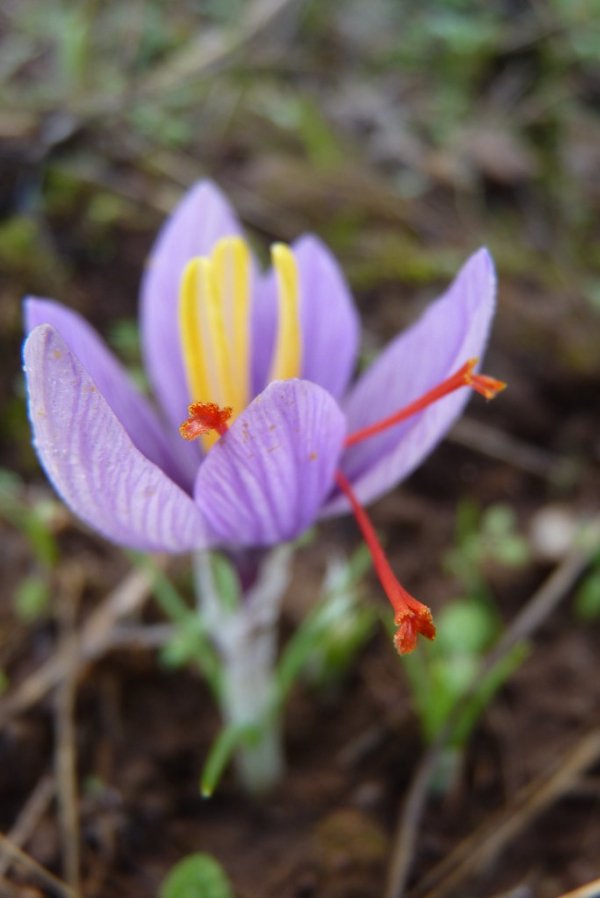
[179,402,232,441]
[335,470,436,654]
[345,358,506,448]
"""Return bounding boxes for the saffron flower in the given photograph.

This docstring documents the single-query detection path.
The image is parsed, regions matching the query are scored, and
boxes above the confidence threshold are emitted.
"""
[23,181,503,654]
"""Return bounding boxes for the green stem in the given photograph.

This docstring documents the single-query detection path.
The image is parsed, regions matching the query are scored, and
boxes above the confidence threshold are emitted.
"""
[193,546,292,794]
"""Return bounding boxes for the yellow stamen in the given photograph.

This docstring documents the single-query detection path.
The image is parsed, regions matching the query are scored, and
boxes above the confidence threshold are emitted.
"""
[269,243,302,382]
[179,259,211,405]
[178,237,302,451]
[212,237,251,412]
[179,253,240,449]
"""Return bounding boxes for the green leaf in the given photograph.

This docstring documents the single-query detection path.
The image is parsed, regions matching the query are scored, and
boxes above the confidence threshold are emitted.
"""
[128,553,223,699]
[128,553,191,623]
[200,722,256,798]
[455,499,480,545]
[162,625,222,701]
[211,553,241,613]
[0,470,59,568]
[14,575,51,622]
[450,643,529,746]
[436,599,499,655]
[574,568,600,620]
[481,504,530,567]
[482,504,516,536]
[274,545,374,703]
[403,646,452,743]
[159,853,234,898]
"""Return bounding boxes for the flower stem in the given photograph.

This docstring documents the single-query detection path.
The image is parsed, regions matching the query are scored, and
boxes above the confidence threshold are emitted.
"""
[193,546,292,794]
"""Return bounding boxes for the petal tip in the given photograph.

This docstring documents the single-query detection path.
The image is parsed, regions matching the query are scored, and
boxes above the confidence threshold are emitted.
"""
[186,178,234,213]
[293,232,325,254]
[470,246,497,286]
[23,320,54,353]
[23,296,51,334]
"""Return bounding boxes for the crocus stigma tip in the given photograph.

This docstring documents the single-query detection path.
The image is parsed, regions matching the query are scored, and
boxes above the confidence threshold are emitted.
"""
[462,358,507,400]
[393,604,436,655]
[335,469,436,654]
[344,357,506,448]
[180,401,233,441]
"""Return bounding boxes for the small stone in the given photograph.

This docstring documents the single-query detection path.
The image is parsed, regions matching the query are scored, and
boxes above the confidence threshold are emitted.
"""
[529,506,578,561]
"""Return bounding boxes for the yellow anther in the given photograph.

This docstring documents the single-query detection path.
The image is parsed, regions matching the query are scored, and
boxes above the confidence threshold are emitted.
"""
[178,237,303,451]
[269,243,302,382]
[212,237,251,411]
[179,259,210,406]
[179,254,239,449]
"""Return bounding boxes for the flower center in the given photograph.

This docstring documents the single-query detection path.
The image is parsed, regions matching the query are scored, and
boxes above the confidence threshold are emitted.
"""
[178,236,302,449]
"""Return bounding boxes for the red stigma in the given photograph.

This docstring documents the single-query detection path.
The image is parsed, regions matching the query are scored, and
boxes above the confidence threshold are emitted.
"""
[462,359,507,400]
[335,470,436,655]
[179,401,232,441]
[345,358,506,448]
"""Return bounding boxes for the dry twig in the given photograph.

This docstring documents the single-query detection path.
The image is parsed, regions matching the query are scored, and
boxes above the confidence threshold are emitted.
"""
[0,832,74,898]
[0,562,161,727]
[450,417,560,479]
[416,728,600,898]
[556,877,600,898]
[0,773,54,879]
[54,565,85,897]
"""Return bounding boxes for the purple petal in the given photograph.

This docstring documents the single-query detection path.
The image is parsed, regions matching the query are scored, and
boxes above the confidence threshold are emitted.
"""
[25,297,195,490]
[195,379,346,547]
[24,325,207,553]
[324,248,497,514]
[251,235,360,398]
[250,267,278,397]
[140,180,244,435]
[295,235,360,398]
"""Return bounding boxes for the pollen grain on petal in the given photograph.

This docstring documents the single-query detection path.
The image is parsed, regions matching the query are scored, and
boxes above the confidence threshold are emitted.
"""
[179,401,232,441]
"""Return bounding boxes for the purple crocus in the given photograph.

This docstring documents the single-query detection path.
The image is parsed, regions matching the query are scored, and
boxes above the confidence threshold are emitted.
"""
[23,181,503,653]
